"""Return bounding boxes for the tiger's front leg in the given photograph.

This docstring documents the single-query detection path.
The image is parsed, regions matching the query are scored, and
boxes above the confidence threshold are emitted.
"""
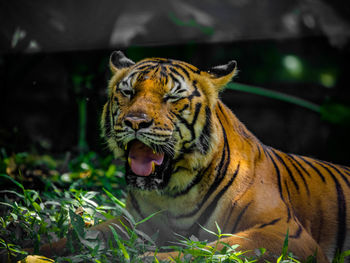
[151,222,329,263]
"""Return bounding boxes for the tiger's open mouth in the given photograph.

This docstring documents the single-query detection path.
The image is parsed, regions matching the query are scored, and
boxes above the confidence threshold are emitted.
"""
[125,140,173,190]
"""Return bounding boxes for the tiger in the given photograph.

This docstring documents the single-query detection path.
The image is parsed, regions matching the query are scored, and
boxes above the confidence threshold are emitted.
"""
[36,51,350,262]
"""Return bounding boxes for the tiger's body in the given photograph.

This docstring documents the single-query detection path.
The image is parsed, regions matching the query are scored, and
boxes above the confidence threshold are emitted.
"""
[96,51,350,262]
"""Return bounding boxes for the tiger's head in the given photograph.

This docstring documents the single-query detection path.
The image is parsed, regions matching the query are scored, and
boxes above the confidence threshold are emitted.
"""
[101,51,237,191]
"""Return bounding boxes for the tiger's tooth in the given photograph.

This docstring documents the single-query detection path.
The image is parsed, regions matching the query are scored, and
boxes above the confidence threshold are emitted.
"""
[151,161,155,173]
[153,149,156,154]
[128,157,131,166]
[125,144,128,150]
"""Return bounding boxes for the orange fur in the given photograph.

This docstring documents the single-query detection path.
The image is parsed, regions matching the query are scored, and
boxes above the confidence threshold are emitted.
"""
[99,52,350,262]
[36,52,349,262]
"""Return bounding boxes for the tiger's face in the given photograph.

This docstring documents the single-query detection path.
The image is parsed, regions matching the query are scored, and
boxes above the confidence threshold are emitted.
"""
[102,51,236,191]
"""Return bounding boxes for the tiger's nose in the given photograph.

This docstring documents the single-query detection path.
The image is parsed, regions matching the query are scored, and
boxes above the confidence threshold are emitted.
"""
[124,113,153,130]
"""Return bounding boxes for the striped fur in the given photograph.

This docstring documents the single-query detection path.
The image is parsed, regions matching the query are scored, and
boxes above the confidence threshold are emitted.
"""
[99,51,350,262]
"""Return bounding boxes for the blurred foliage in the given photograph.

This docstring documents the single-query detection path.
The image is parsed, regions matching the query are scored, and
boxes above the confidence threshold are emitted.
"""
[226,82,321,112]
[0,150,126,197]
[168,12,214,36]
[320,100,350,125]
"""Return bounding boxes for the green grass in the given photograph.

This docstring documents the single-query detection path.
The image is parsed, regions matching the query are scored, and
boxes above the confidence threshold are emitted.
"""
[0,152,349,263]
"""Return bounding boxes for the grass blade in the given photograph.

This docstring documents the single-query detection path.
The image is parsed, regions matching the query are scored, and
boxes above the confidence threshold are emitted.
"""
[0,174,24,191]
[103,188,125,208]
[135,210,163,227]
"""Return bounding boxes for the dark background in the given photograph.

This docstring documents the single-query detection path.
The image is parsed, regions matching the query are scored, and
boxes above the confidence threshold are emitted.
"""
[1,0,350,165]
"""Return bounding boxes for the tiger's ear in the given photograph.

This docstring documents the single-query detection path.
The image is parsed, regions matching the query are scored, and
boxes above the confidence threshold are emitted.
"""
[208,60,237,90]
[110,51,135,73]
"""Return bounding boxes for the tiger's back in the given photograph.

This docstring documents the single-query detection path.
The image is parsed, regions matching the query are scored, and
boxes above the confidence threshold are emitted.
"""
[200,100,350,261]
[99,51,350,262]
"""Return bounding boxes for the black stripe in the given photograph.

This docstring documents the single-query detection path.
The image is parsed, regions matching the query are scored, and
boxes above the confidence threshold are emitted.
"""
[168,72,181,88]
[191,102,202,135]
[214,114,230,181]
[215,137,227,175]
[188,81,201,99]
[217,102,231,125]
[132,60,159,69]
[258,218,281,229]
[169,67,185,81]
[315,161,347,256]
[257,145,262,160]
[265,149,284,201]
[271,150,300,192]
[172,64,191,79]
[160,66,169,83]
[142,132,171,138]
[125,71,140,83]
[287,154,312,178]
[285,154,310,196]
[321,161,350,187]
[198,106,212,154]
[290,225,303,239]
[170,166,210,198]
[217,101,225,113]
[285,180,292,202]
[265,148,291,222]
[297,155,326,183]
[178,103,189,114]
[173,163,226,218]
[174,102,202,151]
[174,118,231,219]
[133,64,154,71]
[341,165,350,173]
[197,164,240,227]
[231,201,252,233]
[343,169,350,177]
[176,62,201,74]
[174,123,183,140]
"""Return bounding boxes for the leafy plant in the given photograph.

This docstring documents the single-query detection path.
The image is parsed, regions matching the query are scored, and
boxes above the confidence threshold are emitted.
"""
[1,152,350,263]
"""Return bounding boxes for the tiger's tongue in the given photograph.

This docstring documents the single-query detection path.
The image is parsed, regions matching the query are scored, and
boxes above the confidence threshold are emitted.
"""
[128,141,164,176]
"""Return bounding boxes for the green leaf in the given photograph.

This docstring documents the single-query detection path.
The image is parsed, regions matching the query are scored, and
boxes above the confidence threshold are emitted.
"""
[105,164,116,178]
[214,221,222,236]
[342,250,350,258]
[109,226,130,262]
[135,210,163,227]
[69,209,85,238]
[103,188,125,208]
[32,201,42,212]
[332,249,350,263]
[0,174,24,191]
[0,202,14,208]
[198,224,217,237]
[320,102,350,125]
[0,190,24,199]
[279,229,289,262]
[255,247,266,257]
